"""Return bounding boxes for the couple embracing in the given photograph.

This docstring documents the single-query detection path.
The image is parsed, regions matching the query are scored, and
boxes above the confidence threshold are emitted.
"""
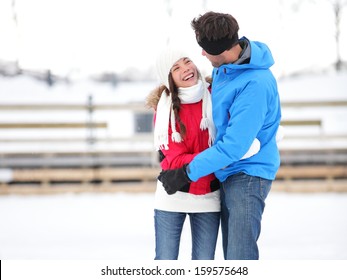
[146,11,282,260]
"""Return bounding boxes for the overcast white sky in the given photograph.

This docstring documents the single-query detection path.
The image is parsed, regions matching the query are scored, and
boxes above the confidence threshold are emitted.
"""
[0,0,346,78]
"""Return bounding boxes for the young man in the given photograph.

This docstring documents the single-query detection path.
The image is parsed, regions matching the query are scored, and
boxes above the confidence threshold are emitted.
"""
[158,12,282,260]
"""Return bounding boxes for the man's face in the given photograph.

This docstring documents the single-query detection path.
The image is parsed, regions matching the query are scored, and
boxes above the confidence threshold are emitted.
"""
[202,49,225,68]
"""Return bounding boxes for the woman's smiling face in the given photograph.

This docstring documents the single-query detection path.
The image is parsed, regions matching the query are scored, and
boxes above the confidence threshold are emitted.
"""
[170,57,199,88]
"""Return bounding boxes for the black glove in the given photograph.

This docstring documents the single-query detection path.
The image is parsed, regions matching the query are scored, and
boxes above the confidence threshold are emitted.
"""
[158,150,165,162]
[158,164,191,195]
[210,178,220,192]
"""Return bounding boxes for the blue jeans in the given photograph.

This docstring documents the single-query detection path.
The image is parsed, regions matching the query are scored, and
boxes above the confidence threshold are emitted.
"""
[154,209,220,260]
[220,172,272,260]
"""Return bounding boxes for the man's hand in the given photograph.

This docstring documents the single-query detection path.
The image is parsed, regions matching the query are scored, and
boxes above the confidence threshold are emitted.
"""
[158,164,191,195]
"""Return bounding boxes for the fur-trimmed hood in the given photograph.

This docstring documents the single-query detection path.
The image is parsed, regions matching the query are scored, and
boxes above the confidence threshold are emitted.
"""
[145,85,167,111]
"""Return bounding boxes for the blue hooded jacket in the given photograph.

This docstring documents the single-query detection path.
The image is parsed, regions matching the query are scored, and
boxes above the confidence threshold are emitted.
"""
[187,37,281,182]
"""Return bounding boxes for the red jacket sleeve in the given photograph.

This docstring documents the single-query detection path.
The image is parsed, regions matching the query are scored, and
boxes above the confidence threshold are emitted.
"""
[160,123,198,170]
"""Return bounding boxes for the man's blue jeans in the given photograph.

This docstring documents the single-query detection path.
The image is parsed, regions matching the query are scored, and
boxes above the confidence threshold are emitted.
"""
[220,172,272,260]
[154,209,220,260]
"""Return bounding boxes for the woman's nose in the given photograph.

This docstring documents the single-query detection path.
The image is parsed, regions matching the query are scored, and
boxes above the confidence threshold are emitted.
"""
[182,65,189,72]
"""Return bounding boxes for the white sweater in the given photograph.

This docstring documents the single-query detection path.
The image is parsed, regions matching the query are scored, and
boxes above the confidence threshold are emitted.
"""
[154,180,221,213]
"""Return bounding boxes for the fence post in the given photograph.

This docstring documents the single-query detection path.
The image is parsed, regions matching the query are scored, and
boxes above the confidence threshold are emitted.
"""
[87,94,95,145]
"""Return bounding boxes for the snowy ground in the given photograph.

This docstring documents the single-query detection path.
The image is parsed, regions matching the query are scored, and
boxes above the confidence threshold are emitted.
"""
[0,190,346,260]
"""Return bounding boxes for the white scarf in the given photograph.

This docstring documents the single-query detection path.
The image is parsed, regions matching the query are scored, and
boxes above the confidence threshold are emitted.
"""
[154,79,215,150]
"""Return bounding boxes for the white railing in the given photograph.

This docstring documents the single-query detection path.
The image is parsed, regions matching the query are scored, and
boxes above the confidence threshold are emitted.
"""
[0,98,347,193]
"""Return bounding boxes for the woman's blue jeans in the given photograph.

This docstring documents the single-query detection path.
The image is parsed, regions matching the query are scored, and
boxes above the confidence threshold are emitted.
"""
[154,209,220,260]
[220,172,272,260]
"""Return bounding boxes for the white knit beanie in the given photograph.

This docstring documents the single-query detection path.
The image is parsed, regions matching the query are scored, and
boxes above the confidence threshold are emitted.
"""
[155,48,188,88]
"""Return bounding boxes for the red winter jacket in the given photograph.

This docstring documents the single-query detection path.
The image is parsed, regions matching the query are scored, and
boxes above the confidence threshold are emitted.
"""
[157,100,218,195]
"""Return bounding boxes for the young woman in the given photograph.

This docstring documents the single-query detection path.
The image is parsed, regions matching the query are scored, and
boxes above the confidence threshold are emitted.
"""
[146,48,260,260]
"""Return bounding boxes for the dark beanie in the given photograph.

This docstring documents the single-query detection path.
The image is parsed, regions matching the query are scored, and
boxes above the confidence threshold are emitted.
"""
[198,33,239,55]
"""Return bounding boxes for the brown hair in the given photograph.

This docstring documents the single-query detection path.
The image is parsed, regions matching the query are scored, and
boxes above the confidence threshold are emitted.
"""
[168,73,186,138]
[191,11,239,43]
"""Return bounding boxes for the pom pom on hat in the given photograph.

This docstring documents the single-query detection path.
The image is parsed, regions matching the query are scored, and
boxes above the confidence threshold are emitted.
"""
[155,48,189,88]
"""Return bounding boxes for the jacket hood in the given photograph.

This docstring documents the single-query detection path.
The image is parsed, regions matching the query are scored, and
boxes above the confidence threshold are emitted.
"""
[223,37,274,71]
[145,85,166,111]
